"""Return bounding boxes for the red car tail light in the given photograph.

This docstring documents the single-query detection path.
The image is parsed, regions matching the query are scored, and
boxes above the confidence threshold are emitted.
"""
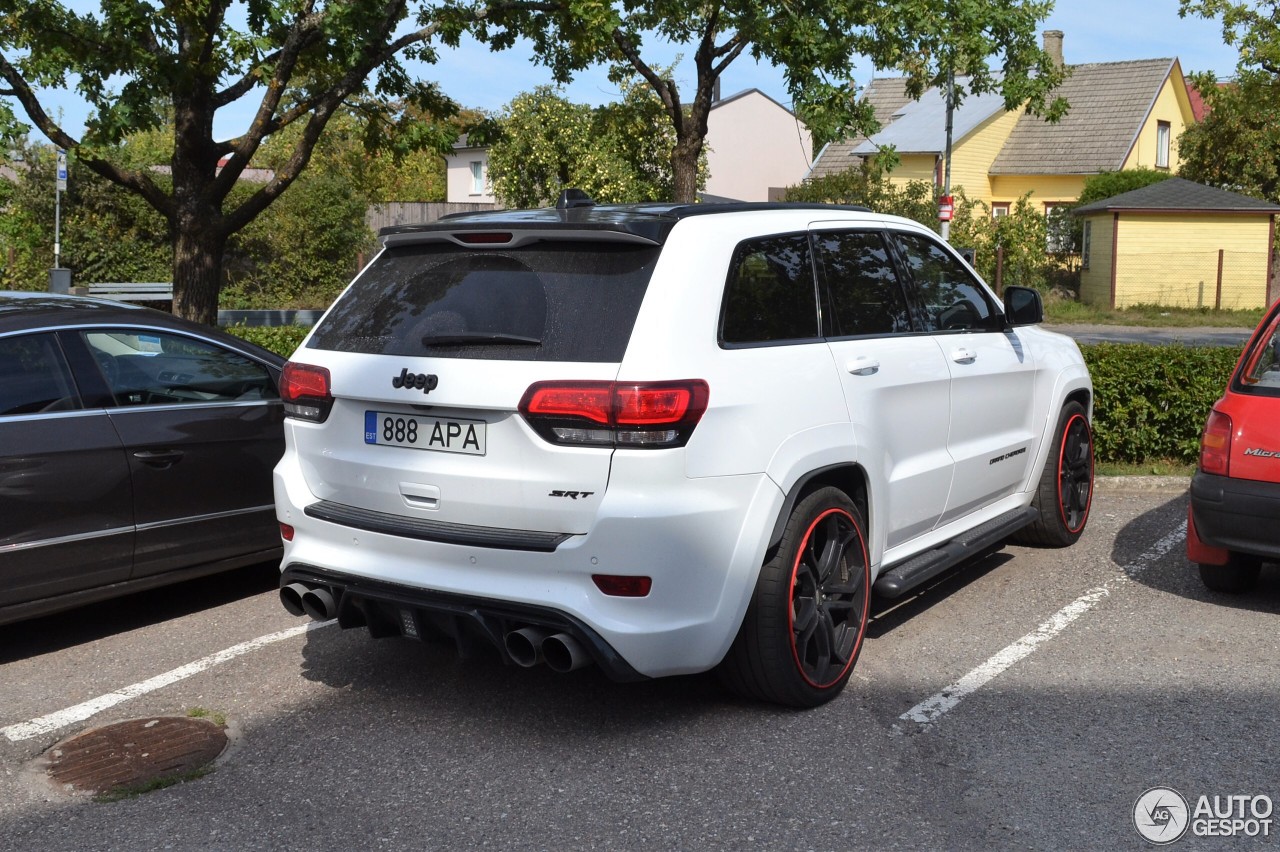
[281,362,333,423]
[1199,408,1232,476]
[519,380,709,448]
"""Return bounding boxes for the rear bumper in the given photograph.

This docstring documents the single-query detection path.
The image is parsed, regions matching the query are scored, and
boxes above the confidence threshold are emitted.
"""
[1189,471,1280,561]
[281,564,647,681]
[274,452,783,678]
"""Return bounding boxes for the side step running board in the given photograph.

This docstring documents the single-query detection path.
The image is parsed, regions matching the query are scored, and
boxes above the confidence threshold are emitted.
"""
[873,506,1039,599]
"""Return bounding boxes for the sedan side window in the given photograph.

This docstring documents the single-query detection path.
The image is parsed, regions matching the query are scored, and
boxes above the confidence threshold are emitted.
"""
[720,234,819,345]
[83,330,278,406]
[0,334,79,416]
[814,231,914,337]
[893,233,998,332]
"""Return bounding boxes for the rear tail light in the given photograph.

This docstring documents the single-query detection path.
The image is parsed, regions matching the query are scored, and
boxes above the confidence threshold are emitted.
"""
[519,380,709,448]
[281,362,333,423]
[1199,408,1232,476]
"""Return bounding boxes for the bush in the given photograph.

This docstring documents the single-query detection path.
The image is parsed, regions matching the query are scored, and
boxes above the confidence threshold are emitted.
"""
[224,325,311,357]
[1081,343,1241,464]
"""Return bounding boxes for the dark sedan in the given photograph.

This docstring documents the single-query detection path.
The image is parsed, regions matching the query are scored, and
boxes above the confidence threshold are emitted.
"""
[0,292,286,624]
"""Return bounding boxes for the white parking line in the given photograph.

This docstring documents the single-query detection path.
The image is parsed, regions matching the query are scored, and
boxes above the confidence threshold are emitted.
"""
[2,620,335,743]
[899,522,1187,728]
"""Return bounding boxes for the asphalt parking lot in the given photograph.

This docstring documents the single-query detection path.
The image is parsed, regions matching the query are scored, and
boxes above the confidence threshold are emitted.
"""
[1,481,1277,851]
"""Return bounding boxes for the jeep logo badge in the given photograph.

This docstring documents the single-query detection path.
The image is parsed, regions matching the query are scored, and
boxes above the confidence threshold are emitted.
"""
[392,368,439,394]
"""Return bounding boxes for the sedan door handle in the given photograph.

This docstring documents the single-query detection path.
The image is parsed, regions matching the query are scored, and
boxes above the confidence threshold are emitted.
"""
[132,449,185,469]
[951,348,977,364]
[846,357,880,376]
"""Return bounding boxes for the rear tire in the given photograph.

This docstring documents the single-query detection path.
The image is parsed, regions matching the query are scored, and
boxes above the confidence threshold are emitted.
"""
[719,487,871,708]
[1014,401,1093,547]
[1198,554,1261,594]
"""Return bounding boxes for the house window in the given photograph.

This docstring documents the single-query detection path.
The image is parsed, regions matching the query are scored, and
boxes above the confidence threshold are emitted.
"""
[991,203,1010,219]
[469,161,485,195]
[1156,121,1171,169]
[1044,203,1073,253]
[1081,220,1092,270]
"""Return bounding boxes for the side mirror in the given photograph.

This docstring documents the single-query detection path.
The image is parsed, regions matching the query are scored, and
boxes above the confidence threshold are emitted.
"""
[1003,286,1043,327]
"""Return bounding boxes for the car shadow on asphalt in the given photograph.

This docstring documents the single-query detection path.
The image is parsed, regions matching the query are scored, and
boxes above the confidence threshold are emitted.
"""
[866,551,1013,639]
[0,561,280,664]
[1113,493,1280,614]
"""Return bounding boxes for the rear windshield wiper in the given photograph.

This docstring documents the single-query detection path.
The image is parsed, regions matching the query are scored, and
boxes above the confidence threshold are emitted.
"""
[421,333,542,346]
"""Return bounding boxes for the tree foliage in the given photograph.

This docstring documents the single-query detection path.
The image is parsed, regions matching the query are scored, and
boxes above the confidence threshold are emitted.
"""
[487,78,703,207]
[1178,71,1280,202]
[0,0,468,323]
[443,0,1066,204]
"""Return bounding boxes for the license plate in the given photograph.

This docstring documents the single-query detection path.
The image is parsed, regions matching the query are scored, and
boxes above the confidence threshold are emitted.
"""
[364,411,486,455]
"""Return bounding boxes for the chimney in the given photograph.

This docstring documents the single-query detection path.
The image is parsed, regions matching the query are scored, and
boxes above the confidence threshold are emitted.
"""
[1043,30,1064,69]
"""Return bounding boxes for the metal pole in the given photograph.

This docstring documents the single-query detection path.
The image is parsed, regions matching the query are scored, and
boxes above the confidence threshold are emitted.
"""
[941,69,955,243]
[54,148,67,268]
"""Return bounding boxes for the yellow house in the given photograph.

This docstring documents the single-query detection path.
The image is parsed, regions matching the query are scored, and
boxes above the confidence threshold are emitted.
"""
[806,33,1197,221]
[1074,178,1280,310]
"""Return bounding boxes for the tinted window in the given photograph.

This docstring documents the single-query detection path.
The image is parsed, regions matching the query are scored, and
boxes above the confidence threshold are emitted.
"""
[893,232,998,332]
[814,231,913,337]
[83,330,277,406]
[0,334,79,415]
[720,234,818,345]
[308,241,660,362]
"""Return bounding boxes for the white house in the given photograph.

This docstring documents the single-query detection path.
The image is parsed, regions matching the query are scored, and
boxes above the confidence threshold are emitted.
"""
[704,88,813,202]
[444,134,496,205]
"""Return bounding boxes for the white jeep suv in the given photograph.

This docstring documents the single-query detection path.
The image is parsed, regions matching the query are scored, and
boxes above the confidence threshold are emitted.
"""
[274,196,1094,707]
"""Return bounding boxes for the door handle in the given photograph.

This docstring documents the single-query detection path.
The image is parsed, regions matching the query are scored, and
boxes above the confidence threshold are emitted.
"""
[846,357,880,376]
[133,449,185,469]
[951,348,977,364]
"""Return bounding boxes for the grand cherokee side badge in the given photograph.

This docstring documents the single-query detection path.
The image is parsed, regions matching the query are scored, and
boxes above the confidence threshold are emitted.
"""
[392,368,438,394]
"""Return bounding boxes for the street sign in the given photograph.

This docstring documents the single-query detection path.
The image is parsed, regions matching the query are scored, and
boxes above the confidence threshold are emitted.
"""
[56,149,67,192]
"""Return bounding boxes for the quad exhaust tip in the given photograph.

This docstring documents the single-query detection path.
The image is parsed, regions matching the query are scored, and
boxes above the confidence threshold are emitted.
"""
[503,628,593,673]
[280,582,337,621]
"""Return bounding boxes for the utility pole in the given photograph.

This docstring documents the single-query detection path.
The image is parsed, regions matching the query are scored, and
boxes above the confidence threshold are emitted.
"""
[49,148,71,294]
[940,70,955,242]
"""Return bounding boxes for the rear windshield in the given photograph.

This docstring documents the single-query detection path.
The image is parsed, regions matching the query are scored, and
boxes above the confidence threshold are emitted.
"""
[307,241,660,362]
[1234,307,1280,397]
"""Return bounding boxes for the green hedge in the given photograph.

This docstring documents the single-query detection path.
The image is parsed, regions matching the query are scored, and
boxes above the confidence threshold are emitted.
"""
[224,325,311,358]
[224,330,1240,466]
[1081,343,1242,465]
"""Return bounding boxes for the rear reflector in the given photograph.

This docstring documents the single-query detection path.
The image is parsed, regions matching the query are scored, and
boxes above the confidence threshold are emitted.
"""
[519,380,709,448]
[280,523,295,542]
[592,575,652,597]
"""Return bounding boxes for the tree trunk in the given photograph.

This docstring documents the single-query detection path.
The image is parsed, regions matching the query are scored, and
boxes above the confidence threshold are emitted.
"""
[671,137,702,204]
[172,224,227,326]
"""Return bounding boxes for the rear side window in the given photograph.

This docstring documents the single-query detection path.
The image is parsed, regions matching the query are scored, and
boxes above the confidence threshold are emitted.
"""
[307,241,660,362]
[0,333,79,416]
[82,330,278,406]
[893,232,998,332]
[814,231,913,337]
[720,234,819,345]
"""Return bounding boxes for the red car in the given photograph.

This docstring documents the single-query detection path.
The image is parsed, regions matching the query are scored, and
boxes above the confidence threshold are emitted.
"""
[1188,299,1280,592]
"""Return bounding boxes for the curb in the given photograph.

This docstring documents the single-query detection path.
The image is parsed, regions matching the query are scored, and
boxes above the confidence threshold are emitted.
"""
[1095,475,1189,495]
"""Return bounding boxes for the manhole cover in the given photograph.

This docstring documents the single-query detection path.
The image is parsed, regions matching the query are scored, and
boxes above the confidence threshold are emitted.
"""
[45,717,228,795]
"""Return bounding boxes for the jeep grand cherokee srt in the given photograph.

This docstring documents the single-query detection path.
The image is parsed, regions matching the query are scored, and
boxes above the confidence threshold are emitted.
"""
[274,196,1094,707]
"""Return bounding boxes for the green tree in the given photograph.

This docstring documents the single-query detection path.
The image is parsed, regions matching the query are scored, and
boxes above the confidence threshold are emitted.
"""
[1178,71,1280,201]
[488,77,702,207]
[447,0,1066,204]
[1,141,171,290]
[0,0,469,324]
